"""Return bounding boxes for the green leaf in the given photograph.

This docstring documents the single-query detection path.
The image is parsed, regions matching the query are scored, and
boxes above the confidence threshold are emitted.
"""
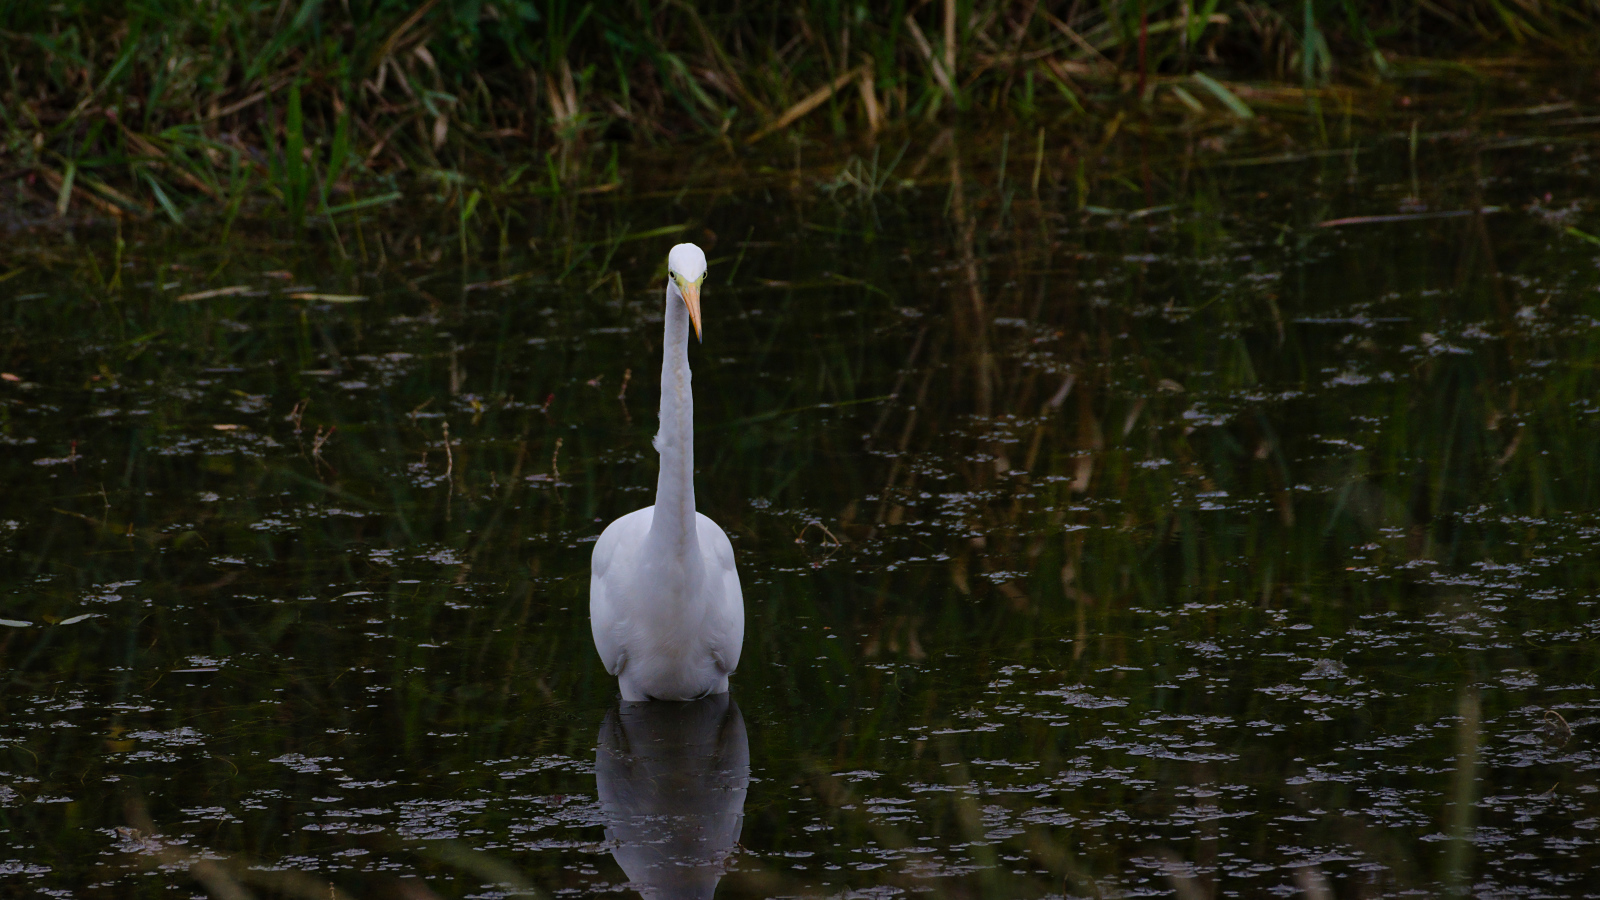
[1170,85,1205,114]
[285,84,307,222]
[324,110,351,210]
[1303,0,1318,87]
[140,170,182,223]
[288,0,323,31]
[1192,72,1255,118]
[1192,0,1222,43]
[244,0,324,81]
[499,163,531,191]
[322,191,403,217]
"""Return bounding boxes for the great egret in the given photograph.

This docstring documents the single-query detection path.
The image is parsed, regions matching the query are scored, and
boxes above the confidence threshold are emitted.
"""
[590,243,744,702]
[595,695,749,899]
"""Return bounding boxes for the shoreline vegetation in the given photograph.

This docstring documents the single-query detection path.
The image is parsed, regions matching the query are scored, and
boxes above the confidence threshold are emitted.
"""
[2,0,1596,230]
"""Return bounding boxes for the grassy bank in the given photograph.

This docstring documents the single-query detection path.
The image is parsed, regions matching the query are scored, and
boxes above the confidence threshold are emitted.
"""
[2,0,1596,228]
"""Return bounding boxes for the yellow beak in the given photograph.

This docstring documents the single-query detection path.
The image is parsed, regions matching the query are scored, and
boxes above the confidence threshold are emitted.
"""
[680,279,703,341]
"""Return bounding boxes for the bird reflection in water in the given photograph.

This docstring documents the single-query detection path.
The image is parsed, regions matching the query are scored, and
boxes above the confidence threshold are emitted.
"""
[595,694,749,899]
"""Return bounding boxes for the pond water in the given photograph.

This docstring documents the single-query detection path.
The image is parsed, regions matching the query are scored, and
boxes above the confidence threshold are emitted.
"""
[3,108,1600,899]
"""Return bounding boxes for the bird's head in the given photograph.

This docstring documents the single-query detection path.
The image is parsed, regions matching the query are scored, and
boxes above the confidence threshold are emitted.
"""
[667,242,708,341]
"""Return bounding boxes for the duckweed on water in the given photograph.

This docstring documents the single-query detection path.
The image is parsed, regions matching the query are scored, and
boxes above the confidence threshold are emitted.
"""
[2,99,1600,897]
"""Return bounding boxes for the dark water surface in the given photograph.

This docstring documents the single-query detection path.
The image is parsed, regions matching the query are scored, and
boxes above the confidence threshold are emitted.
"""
[4,115,1600,899]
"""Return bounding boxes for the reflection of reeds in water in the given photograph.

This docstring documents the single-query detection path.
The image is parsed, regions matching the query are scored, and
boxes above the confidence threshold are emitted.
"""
[1443,684,1481,897]
[0,95,1597,896]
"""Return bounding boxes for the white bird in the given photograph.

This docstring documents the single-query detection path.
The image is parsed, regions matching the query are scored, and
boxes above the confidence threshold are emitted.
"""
[595,695,749,899]
[590,243,744,702]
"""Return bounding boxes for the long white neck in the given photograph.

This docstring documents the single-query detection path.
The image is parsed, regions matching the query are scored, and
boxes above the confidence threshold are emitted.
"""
[650,280,698,551]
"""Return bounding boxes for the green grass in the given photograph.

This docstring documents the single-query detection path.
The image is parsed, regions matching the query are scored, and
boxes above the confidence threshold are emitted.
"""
[2,0,1596,226]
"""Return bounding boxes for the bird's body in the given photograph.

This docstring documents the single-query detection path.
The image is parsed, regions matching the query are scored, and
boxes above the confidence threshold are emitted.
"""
[591,507,742,701]
[591,244,744,702]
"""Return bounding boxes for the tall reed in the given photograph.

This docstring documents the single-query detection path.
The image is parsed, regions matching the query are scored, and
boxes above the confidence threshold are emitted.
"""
[2,0,1593,223]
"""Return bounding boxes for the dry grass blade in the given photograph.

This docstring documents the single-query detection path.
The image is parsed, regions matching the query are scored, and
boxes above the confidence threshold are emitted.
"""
[1096,13,1231,50]
[941,0,957,86]
[287,292,368,302]
[857,66,884,134]
[904,15,955,97]
[121,128,220,199]
[746,65,868,144]
[37,165,121,218]
[203,71,297,122]
[1317,208,1499,227]
[463,272,535,293]
[546,58,580,130]
[1041,9,1116,65]
[76,172,151,216]
[371,0,440,69]
[176,285,256,302]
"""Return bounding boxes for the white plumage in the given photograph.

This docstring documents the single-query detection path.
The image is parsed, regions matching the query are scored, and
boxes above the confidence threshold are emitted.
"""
[594,694,749,899]
[590,243,745,702]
